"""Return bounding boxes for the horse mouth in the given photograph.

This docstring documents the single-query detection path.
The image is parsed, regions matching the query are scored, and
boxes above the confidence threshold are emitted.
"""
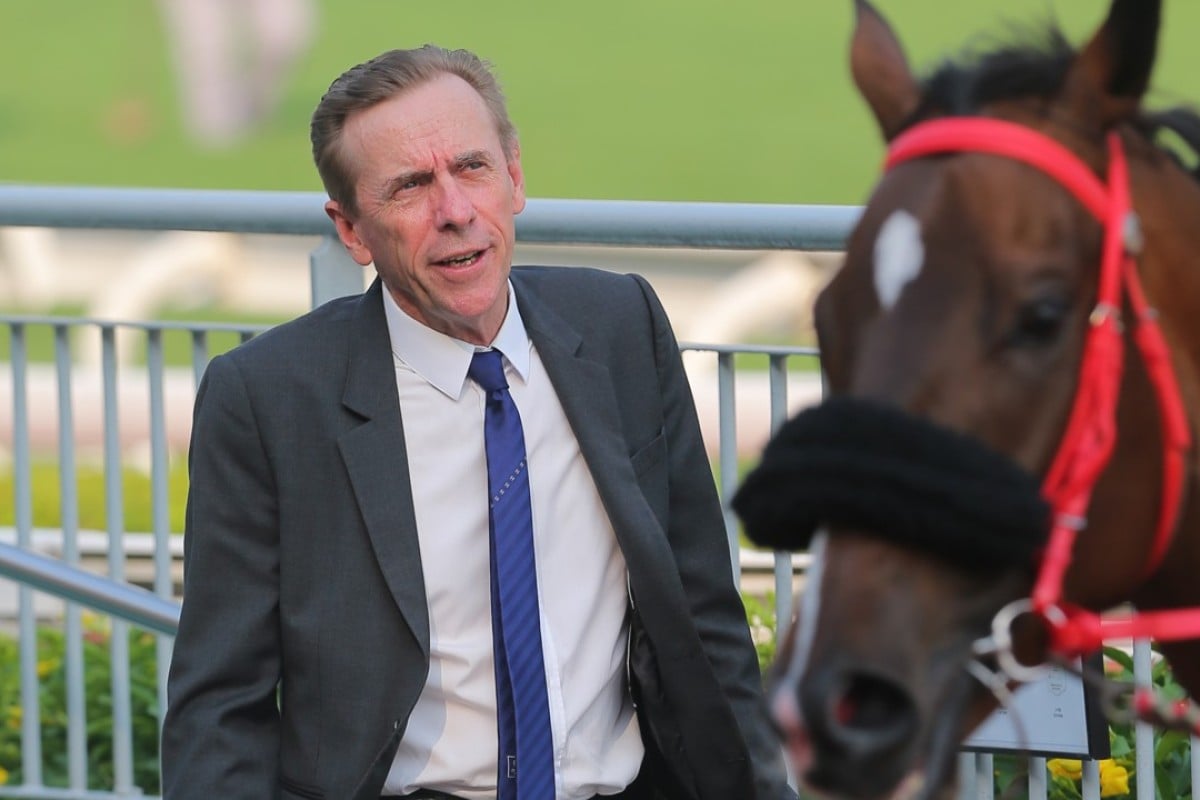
[781,665,977,800]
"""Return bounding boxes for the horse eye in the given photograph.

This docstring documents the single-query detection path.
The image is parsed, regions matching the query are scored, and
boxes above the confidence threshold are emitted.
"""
[1010,296,1070,347]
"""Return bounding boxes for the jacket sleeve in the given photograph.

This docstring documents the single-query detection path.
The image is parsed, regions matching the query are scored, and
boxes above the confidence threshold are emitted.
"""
[161,353,282,799]
[632,274,796,800]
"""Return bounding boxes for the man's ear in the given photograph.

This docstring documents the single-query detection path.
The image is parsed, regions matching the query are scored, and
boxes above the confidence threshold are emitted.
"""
[507,142,527,215]
[324,200,375,266]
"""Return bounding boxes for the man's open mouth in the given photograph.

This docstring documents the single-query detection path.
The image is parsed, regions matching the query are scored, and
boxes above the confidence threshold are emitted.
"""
[435,250,484,267]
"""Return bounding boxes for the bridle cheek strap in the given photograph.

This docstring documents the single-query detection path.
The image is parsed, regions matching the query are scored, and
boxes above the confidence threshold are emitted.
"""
[887,118,1193,657]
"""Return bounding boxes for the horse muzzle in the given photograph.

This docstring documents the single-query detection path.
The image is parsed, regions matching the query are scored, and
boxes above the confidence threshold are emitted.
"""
[772,659,921,799]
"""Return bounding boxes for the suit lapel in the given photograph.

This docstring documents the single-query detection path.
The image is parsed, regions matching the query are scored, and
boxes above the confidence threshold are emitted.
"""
[337,280,430,657]
[513,279,652,554]
[517,285,626,466]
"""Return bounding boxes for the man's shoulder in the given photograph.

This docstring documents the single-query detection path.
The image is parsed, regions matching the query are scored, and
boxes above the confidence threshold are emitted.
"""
[511,265,649,303]
[219,290,367,367]
[510,266,674,352]
[511,263,631,285]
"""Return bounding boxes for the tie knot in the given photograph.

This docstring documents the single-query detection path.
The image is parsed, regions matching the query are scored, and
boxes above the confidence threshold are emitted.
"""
[469,349,508,393]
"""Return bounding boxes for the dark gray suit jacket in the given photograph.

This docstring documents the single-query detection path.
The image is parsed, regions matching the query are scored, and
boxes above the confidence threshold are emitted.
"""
[162,267,790,800]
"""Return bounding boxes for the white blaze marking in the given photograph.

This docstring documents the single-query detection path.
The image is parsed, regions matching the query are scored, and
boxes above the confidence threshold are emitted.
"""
[873,210,925,310]
[783,529,829,687]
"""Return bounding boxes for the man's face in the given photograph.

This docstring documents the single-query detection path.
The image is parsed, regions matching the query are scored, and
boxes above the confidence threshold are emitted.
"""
[326,73,526,345]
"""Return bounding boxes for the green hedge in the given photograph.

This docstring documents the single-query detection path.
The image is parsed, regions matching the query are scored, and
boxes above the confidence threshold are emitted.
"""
[0,621,161,793]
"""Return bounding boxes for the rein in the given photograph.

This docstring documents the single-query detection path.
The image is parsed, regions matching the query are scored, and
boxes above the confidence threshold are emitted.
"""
[886,118,1193,660]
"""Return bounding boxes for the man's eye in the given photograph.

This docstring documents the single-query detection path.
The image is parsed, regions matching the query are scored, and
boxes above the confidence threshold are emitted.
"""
[391,179,421,197]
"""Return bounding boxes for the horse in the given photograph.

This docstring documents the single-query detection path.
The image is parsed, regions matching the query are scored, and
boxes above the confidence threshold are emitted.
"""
[731,0,1200,798]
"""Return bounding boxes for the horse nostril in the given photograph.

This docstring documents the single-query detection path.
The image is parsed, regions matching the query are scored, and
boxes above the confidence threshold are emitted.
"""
[808,669,918,760]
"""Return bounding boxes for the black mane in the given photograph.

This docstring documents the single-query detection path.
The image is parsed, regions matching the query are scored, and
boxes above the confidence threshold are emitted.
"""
[915,26,1075,118]
[906,23,1200,183]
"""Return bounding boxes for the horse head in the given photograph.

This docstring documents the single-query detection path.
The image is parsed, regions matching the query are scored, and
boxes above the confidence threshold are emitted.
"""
[734,1,1200,797]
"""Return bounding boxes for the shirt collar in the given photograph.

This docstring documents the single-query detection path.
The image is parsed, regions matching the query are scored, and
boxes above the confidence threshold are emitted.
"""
[381,281,531,398]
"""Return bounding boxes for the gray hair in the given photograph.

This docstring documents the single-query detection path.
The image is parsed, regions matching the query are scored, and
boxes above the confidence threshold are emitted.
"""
[310,44,518,214]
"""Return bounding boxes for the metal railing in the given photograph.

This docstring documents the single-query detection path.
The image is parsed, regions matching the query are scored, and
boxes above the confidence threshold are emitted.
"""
[0,185,1166,800]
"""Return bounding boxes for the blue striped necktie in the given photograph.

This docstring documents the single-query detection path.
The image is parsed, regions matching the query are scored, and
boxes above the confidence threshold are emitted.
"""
[468,349,555,800]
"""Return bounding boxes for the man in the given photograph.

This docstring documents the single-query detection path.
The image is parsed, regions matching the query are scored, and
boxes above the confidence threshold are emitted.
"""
[162,45,790,800]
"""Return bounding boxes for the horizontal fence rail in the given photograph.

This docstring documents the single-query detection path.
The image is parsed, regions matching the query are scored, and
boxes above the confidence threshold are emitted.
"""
[0,186,1167,800]
[0,185,862,250]
[0,542,178,636]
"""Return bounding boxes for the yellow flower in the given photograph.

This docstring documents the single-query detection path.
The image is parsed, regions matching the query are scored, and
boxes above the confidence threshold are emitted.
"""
[1099,759,1130,798]
[1048,759,1083,781]
[36,657,59,678]
[0,765,8,784]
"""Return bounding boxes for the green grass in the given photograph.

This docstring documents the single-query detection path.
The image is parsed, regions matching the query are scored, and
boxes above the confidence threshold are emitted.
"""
[1,1,1198,205]
[1,461,190,534]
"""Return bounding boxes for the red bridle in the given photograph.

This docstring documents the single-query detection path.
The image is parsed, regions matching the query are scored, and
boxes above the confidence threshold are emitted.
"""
[885,117,1193,658]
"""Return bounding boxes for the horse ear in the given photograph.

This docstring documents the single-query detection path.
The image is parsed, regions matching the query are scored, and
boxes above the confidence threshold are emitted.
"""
[850,0,920,141]
[1063,0,1161,129]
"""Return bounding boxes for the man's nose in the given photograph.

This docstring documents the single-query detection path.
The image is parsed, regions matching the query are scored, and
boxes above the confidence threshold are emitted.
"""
[433,176,476,230]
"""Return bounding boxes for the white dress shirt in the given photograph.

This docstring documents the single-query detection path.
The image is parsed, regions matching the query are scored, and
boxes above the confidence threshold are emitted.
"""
[380,283,644,799]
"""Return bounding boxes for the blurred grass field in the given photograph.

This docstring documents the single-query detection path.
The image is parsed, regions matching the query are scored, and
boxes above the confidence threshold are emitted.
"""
[1,0,1198,206]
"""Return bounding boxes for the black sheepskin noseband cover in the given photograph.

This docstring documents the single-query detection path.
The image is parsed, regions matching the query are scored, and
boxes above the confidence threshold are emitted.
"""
[732,396,1051,571]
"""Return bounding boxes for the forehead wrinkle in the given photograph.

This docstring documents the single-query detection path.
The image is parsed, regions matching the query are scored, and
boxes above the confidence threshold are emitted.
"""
[339,108,404,207]
[341,80,489,202]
